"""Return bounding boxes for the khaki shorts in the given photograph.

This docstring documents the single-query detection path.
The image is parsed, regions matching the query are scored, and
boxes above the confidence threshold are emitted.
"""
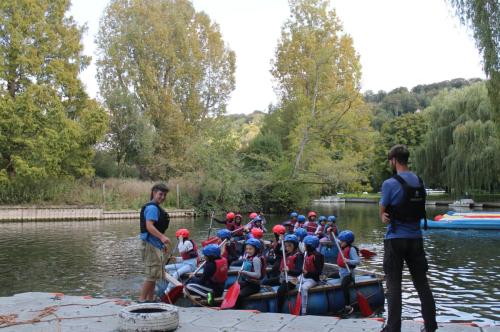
[141,240,166,282]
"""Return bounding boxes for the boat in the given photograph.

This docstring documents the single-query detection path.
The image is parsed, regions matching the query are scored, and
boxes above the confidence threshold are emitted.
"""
[158,265,384,316]
[422,211,500,230]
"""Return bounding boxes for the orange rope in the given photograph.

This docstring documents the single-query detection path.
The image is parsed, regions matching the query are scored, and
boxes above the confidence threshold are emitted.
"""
[0,299,130,329]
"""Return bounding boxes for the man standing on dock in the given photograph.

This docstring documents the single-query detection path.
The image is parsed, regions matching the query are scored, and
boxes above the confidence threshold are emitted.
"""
[379,145,437,332]
[139,183,171,302]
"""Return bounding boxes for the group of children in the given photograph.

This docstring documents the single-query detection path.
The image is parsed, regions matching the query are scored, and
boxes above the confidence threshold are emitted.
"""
[164,210,360,316]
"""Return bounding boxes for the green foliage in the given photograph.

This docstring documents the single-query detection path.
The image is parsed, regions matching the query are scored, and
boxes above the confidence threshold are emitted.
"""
[415,83,500,193]
[447,0,500,120]
[96,0,236,179]
[0,0,107,196]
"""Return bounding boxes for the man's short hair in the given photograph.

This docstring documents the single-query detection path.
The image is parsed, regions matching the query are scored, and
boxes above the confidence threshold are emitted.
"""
[387,145,409,165]
[151,183,169,193]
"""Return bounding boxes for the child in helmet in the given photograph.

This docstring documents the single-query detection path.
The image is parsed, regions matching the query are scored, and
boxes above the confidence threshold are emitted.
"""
[216,229,238,265]
[214,212,236,231]
[294,227,308,254]
[264,224,286,280]
[294,214,306,232]
[282,220,295,235]
[276,234,304,313]
[185,244,228,305]
[288,212,299,227]
[165,228,199,292]
[235,238,266,308]
[299,235,324,315]
[315,216,327,238]
[245,215,268,233]
[232,213,245,240]
[337,230,360,315]
[326,215,338,237]
[304,211,318,234]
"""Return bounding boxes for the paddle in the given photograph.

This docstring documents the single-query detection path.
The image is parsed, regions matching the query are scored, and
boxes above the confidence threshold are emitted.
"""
[280,236,293,314]
[291,252,307,315]
[331,232,373,317]
[202,226,244,247]
[220,254,247,309]
[359,248,376,258]
[162,239,228,304]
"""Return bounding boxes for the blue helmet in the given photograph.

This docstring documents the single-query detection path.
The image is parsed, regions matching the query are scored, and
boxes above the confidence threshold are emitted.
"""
[318,215,327,222]
[338,230,354,244]
[327,215,336,223]
[284,234,299,245]
[294,228,307,241]
[245,238,262,250]
[202,244,221,258]
[303,235,320,249]
[253,216,263,223]
[297,215,306,223]
[290,212,298,218]
[216,229,231,240]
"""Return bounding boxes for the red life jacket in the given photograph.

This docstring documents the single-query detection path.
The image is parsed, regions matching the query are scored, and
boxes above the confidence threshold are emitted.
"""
[210,257,228,284]
[244,255,267,282]
[180,239,199,260]
[233,223,244,236]
[306,222,318,234]
[337,246,352,268]
[226,220,235,231]
[280,251,299,272]
[304,252,317,273]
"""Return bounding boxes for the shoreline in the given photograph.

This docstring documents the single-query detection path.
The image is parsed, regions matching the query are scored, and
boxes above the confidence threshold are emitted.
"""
[313,198,500,208]
[0,292,497,331]
[0,206,196,222]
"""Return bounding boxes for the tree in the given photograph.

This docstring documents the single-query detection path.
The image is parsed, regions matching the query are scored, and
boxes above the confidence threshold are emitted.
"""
[447,0,500,122]
[270,0,373,192]
[96,0,235,179]
[415,83,500,193]
[0,0,107,188]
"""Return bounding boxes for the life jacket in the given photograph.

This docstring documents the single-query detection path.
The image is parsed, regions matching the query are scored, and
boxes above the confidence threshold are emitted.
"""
[140,202,170,234]
[305,221,318,234]
[232,223,244,236]
[226,220,236,231]
[337,245,359,268]
[180,239,199,260]
[386,174,427,229]
[210,257,228,284]
[280,251,299,272]
[243,255,267,283]
[304,251,318,273]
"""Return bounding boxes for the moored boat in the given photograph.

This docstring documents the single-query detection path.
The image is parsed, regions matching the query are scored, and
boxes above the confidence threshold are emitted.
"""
[422,211,500,230]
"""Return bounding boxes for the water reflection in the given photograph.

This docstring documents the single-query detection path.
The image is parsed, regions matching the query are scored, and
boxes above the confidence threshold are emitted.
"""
[0,205,498,325]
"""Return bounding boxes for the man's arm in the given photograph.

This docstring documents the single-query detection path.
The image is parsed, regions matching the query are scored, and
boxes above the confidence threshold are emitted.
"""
[379,180,391,224]
[379,205,390,224]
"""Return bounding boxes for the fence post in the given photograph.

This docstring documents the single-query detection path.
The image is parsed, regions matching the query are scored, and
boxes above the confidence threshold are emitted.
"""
[102,183,106,208]
[176,184,180,209]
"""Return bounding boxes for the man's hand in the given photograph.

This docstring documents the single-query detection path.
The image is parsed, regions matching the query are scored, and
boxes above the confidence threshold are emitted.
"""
[160,235,171,245]
[381,212,390,224]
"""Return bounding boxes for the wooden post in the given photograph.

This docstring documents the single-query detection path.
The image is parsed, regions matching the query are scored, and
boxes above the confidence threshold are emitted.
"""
[176,184,180,208]
[102,183,106,208]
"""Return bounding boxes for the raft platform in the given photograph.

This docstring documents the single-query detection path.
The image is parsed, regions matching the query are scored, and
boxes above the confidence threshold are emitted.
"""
[1,292,499,331]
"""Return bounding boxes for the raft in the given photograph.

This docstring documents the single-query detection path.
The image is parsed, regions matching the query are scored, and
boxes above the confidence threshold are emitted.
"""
[423,211,500,230]
[179,274,384,316]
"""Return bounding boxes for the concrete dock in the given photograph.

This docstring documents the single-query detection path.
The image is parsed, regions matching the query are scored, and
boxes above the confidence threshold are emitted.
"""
[1,293,498,331]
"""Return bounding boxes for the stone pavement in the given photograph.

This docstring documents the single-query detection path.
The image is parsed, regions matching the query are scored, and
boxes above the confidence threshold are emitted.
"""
[0,293,498,332]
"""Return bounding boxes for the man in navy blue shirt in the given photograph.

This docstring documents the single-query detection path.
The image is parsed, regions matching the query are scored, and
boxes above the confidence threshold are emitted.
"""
[379,145,437,332]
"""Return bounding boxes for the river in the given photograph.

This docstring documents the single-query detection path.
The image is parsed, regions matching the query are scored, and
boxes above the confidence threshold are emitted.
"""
[0,203,498,325]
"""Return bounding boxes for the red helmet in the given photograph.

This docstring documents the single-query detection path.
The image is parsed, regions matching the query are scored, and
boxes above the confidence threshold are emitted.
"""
[272,224,286,235]
[226,212,235,220]
[249,212,258,219]
[251,228,264,239]
[175,228,190,238]
[307,211,317,218]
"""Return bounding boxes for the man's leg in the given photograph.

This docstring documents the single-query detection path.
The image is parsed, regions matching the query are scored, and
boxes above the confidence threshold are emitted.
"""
[406,239,437,332]
[383,239,405,332]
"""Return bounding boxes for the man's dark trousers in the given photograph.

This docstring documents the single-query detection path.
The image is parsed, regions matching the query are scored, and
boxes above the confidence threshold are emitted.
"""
[383,238,437,332]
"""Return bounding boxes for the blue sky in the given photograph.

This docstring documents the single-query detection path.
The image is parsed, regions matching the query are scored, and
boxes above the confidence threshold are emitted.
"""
[70,0,485,114]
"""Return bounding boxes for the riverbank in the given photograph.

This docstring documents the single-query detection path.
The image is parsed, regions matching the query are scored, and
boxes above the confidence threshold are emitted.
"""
[1,292,498,331]
[0,206,196,222]
[313,197,500,208]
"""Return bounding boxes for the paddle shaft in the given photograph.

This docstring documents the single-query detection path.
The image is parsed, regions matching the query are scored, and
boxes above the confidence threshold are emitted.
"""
[207,210,215,239]
[280,237,293,311]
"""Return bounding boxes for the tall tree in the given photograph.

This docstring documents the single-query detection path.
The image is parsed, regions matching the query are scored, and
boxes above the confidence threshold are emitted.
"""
[447,0,500,122]
[270,0,373,191]
[0,0,107,185]
[96,0,235,179]
[415,83,500,193]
